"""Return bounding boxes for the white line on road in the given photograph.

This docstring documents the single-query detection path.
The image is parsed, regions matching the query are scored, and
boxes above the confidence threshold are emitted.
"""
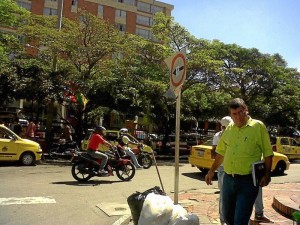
[0,197,56,205]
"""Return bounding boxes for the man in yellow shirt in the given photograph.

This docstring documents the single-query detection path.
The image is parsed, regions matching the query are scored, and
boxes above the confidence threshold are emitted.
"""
[205,98,273,225]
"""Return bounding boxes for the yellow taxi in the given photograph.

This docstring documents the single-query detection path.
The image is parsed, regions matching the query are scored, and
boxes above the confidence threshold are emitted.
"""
[81,129,153,154]
[188,138,290,175]
[271,136,300,160]
[0,125,43,165]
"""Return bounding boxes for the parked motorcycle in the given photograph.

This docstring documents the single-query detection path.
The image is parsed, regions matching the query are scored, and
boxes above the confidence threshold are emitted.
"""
[48,139,79,159]
[130,143,153,169]
[71,147,135,182]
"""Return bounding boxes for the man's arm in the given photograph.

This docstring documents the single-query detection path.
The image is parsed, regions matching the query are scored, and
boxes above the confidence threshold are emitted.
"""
[260,155,273,187]
[104,140,113,148]
[205,153,224,185]
[211,145,217,159]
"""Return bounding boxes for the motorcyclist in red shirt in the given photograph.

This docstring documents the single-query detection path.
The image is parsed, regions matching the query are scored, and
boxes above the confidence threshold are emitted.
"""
[87,126,113,175]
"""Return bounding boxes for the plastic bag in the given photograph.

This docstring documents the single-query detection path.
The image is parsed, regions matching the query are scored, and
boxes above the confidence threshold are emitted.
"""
[127,186,165,225]
[138,193,173,225]
[169,205,199,225]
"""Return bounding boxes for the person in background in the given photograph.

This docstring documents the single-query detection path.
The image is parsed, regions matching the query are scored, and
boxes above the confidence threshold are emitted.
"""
[211,116,233,225]
[13,119,23,136]
[61,122,73,142]
[87,126,113,175]
[119,135,143,169]
[26,118,36,139]
[254,188,273,222]
[205,98,273,225]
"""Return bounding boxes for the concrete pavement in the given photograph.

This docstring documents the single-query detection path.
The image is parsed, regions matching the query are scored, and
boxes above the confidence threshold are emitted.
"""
[120,182,300,225]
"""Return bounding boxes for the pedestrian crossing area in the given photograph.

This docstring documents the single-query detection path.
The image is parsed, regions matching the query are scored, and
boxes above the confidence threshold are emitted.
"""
[0,197,56,205]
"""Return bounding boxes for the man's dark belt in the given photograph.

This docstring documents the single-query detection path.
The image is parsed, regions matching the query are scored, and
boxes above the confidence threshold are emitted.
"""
[226,173,252,178]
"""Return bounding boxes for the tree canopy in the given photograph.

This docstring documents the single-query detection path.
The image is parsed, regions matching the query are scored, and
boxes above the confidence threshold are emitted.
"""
[0,7,299,138]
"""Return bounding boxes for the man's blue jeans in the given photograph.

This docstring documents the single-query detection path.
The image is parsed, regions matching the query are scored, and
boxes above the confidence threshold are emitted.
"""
[222,173,259,225]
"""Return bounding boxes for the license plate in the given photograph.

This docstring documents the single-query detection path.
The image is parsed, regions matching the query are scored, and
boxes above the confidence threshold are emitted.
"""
[197,150,204,157]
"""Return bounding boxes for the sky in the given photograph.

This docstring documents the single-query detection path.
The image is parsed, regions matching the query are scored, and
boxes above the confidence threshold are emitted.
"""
[162,0,300,71]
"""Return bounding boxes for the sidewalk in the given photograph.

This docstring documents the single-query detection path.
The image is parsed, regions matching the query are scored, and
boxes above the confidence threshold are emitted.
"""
[121,183,300,225]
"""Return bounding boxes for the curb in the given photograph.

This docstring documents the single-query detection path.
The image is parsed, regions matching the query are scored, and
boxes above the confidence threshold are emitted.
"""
[112,215,131,225]
[273,195,300,218]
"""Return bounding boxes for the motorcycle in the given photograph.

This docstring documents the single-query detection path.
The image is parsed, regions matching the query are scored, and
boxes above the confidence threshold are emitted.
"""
[129,143,153,169]
[71,147,135,182]
[48,139,79,159]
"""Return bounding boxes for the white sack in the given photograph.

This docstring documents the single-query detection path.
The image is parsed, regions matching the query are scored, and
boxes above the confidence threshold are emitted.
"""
[138,193,173,225]
[168,204,200,225]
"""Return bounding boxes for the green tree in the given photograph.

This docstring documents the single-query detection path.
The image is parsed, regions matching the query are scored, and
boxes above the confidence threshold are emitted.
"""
[153,13,300,129]
[0,0,30,106]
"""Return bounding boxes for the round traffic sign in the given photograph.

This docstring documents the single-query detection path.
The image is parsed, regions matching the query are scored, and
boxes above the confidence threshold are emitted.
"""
[170,53,186,88]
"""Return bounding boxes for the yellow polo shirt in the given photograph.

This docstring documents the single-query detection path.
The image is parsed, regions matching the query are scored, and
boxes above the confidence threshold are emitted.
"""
[216,117,273,175]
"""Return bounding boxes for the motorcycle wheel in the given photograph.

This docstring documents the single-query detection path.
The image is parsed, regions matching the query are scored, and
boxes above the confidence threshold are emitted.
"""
[138,153,152,169]
[115,162,135,181]
[71,161,93,182]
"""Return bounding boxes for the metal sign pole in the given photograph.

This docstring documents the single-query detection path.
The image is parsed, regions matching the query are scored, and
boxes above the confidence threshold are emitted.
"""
[164,49,186,205]
[174,90,181,204]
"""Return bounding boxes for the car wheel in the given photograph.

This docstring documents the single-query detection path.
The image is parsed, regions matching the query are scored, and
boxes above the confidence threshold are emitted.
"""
[274,161,286,175]
[20,152,35,166]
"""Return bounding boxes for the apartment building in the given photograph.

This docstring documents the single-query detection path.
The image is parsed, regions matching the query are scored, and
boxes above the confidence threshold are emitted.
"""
[2,0,174,130]
[16,0,174,41]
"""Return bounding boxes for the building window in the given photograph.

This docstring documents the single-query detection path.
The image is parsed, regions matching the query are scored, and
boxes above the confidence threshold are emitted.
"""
[136,28,152,40]
[137,1,150,13]
[71,0,78,6]
[115,23,126,32]
[115,9,126,19]
[98,5,103,15]
[115,0,135,5]
[136,15,152,26]
[124,0,135,5]
[151,5,163,14]
[16,1,31,11]
[43,7,58,16]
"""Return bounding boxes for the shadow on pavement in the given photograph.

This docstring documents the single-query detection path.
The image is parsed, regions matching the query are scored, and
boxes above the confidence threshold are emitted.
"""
[52,179,124,186]
[181,171,218,181]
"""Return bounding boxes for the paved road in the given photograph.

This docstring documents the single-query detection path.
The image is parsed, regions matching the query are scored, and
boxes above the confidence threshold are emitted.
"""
[0,159,299,225]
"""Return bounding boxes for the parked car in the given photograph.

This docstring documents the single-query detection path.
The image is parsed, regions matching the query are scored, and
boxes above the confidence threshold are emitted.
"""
[188,139,290,175]
[0,125,43,165]
[81,129,153,154]
[271,136,300,160]
[167,133,206,155]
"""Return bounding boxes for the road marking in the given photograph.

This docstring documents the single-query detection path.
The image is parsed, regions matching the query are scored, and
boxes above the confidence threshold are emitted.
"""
[0,197,56,205]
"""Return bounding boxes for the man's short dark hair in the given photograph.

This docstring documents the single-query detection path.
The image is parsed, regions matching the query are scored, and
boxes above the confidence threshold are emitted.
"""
[229,98,248,110]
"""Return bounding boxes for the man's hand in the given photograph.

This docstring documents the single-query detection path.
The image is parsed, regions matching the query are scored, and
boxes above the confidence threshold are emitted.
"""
[205,170,215,185]
[259,175,271,187]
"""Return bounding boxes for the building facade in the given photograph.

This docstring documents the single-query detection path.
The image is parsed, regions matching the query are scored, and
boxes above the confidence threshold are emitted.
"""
[5,0,173,131]
[16,0,173,43]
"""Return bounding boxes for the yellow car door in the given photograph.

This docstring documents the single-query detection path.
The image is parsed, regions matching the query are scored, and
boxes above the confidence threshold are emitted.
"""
[0,137,18,161]
[289,138,300,160]
[279,137,291,156]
